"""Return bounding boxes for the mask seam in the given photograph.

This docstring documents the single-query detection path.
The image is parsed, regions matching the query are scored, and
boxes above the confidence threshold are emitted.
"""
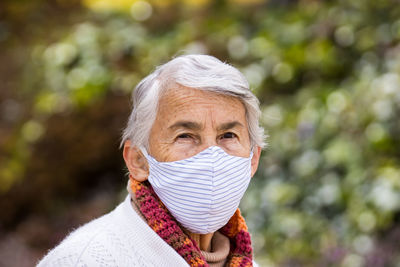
[207,149,216,234]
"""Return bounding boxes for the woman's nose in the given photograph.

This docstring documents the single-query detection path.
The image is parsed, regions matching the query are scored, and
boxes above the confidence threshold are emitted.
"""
[199,134,219,151]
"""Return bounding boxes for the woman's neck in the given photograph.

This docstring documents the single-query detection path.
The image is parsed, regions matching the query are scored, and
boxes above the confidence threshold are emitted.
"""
[188,232,214,252]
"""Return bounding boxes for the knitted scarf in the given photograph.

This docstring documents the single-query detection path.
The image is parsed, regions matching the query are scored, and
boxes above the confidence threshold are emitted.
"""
[129,179,253,267]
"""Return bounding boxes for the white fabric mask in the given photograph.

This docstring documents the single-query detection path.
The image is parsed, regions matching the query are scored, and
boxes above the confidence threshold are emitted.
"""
[142,146,253,234]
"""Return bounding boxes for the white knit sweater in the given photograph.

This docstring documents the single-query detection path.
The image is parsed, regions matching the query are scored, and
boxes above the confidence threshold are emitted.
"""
[37,195,189,267]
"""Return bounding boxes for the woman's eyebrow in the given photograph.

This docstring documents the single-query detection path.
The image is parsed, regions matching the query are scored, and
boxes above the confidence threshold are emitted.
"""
[217,121,244,131]
[168,121,203,131]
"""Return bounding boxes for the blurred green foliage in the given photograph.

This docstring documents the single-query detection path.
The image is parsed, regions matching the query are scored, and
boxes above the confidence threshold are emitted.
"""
[1,0,400,266]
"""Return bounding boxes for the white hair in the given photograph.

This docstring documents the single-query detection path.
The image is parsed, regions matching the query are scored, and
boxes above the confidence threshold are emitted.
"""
[121,54,266,149]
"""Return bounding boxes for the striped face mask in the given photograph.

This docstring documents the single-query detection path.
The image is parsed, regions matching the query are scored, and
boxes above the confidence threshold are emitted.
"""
[142,146,253,234]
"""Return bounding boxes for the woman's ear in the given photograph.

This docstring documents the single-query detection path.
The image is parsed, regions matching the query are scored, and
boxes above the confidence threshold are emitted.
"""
[123,141,149,182]
[250,146,262,177]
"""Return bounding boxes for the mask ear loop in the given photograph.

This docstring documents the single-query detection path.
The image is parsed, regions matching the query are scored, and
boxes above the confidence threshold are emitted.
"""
[139,146,149,158]
[249,146,255,159]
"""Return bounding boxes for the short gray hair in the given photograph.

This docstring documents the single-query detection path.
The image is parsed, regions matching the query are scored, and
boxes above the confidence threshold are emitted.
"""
[121,54,266,149]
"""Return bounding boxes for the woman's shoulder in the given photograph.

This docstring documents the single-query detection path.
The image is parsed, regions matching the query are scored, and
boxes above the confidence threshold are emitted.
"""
[36,195,189,267]
[36,197,145,266]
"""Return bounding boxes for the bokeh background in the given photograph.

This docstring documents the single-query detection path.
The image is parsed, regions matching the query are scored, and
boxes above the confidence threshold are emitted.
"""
[1,0,400,266]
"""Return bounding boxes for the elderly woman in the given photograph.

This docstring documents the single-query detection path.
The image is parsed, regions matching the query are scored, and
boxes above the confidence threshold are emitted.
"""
[38,55,265,267]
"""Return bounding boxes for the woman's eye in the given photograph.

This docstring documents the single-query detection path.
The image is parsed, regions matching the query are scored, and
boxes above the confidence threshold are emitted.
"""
[177,133,191,139]
[221,132,237,139]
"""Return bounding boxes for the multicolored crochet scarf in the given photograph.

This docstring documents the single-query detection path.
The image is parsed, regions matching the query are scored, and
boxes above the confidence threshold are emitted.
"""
[130,179,253,267]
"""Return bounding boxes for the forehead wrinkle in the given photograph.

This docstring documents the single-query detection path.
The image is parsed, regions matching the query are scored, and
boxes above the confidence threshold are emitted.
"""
[158,86,247,133]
